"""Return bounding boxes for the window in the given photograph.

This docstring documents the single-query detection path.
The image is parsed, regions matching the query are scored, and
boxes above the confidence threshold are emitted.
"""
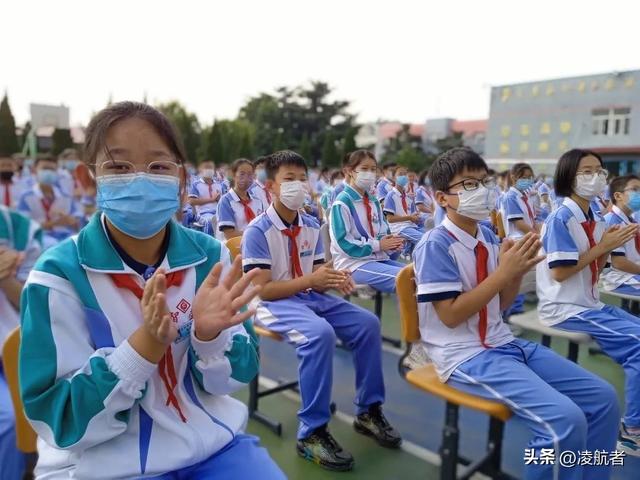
[501,125,511,137]
[519,141,529,153]
[499,142,510,155]
[540,122,551,135]
[520,124,530,136]
[592,108,631,136]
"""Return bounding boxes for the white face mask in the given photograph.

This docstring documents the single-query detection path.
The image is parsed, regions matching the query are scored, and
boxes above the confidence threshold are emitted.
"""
[574,174,607,200]
[279,180,307,210]
[454,185,497,221]
[354,171,376,192]
[201,169,215,179]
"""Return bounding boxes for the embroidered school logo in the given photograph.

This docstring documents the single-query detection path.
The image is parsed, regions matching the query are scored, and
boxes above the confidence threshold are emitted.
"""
[302,240,311,250]
[176,299,191,313]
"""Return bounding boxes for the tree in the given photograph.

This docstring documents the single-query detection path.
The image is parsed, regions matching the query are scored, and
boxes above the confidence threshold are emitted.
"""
[395,146,430,173]
[343,126,358,155]
[321,131,340,168]
[0,93,18,156]
[299,133,312,162]
[239,81,356,162]
[201,119,255,164]
[51,128,74,155]
[157,101,202,163]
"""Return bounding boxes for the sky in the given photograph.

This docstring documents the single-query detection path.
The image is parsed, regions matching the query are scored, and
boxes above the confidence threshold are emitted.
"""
[2,0,639,127]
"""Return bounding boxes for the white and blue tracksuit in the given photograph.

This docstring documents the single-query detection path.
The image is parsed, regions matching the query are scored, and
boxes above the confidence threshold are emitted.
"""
[0,207,41,480]
[216,189,265,241]
[537,197,640,432]
[19,214,283,479]
[383,187,425,246]
[242,205,385,439]
[415,216,620,480]
[375,178,393,203]
[189,178,223,236]
[329,184,403,293]
[18,184,82,250]
[602,205,640,296]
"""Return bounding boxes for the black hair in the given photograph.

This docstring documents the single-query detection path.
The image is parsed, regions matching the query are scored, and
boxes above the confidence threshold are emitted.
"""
[330,170,344,183]
[428,147,488,192]
[609,175,640,205]
[554,149,603,198]
[510,162,533,179]
[382,161,397,170]
[418,169,429,186]
[343,149,377,169]
[253,156,267,168]
[265,150,308,180]
[35,154,57,167]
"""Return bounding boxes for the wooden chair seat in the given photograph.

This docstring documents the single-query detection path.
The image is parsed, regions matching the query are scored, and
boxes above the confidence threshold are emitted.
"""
[406,364,512,422]
[254,325,284,341]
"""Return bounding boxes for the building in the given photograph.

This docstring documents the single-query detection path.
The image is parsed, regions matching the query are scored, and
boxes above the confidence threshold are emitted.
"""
[356,118,487,160]
[485,70,640,175]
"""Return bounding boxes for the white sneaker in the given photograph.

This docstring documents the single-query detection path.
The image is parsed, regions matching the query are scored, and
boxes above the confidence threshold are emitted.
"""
[618,423,640,457]
[402,343,431,370]
[355,285,376,300]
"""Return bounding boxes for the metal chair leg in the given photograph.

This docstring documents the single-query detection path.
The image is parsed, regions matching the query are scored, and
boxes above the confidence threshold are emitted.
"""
[440,402,459,480]
[567,342,579,363]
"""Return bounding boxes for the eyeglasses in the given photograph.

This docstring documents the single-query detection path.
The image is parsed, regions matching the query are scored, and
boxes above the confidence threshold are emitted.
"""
[95,160,181,176]
[624,187,640,193]
[447,176,497,192]
[576,169,609,180]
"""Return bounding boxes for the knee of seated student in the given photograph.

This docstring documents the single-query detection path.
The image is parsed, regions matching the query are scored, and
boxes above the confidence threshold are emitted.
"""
[549,398,589,443]
[304,320,337,348]
[357,308,381,333]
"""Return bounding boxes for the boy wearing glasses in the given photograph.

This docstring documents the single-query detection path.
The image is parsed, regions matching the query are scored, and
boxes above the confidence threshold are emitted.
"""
[601,175,640,297]
[415,148,621,479]
[537,149,640,458]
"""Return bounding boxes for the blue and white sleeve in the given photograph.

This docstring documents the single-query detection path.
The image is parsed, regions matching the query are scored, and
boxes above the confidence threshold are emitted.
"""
[543,216,579,267]
[241,226,272,272]
[605,214,626,256]
[217,194,236,230]
[414,238,462,302]
[383,192,397,215]
[504,194,524,221]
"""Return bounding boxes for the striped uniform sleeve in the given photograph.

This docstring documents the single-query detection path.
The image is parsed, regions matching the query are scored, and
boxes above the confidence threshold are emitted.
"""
[504,193,524,221]
[605,214,626,256]
[376,181,389,202]
[415,189,428,206]
[19,272,156,452]
[543,216,579,267]
[188,182,199,198]
[189,246,259,394]
[415,237,462,302]
[313,227,325,265]
[383,191,397,215]
[241,225,271,272]
[217,194,236,230]
[330,202,380,258]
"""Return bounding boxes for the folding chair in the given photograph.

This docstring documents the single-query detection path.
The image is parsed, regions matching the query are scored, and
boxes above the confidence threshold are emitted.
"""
[2,328,38,480]
[396,265,516,480]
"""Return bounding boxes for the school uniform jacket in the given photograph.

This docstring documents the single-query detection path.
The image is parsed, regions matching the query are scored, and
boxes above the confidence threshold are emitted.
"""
[19,214,258,479]
[602,205,640,291]
[0,206,41,350]
[329,185,392,272]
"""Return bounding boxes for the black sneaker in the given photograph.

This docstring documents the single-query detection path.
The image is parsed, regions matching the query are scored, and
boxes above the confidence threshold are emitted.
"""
[296,425,355,471]
[354,402,402,449]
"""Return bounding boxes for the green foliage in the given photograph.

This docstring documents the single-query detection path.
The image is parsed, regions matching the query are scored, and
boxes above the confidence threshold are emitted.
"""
[395,146,429,173]
[343,126,358,156]
[239,81,355,163]
[0,93,18,156]
[51,128,74,155]
[157,101,202,164]
[321,131,341,168]
[200,119,255,164]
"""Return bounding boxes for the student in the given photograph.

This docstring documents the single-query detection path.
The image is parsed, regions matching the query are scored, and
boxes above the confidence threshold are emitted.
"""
[375,161,396,202]
[0,206,41,480]
[18,155,82,250]
[243,150,401,472]
[416,147,620,480]
[250,156,272,208]
[0,155,25,208]
[319,170,345,218]
[19,102,284,480]
[415,170,435,230]
[383,165,425,249]
[188,161,222,236]
[501,163,540,315]
[537,149,640,457]
[601,175,640,296]
[217,158,265,241]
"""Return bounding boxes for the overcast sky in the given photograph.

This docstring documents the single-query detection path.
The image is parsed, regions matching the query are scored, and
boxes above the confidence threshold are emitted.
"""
[3,0,638,127]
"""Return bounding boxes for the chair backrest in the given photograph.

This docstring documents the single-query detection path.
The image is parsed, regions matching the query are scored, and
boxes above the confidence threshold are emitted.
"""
[396,265,421,343]
[1,327,37,453]
[493,210,506,239]
[226,235,242,259]
[319,223,332,262]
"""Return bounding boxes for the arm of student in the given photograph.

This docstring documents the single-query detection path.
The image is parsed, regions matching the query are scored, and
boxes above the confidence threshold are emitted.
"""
[513,219,534,235]
[330,202,381,255]
[611,254,640,275]
[20,280,156,452]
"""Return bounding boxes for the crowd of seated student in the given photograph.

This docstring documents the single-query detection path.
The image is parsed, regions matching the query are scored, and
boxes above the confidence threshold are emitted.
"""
[2,101,640,479]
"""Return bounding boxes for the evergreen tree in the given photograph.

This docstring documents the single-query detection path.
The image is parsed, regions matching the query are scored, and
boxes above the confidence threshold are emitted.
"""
[321,131,340,168]
[299,133,312,163]
[343,126,358,155]
[51,128,74,155]
[0,93,19,156]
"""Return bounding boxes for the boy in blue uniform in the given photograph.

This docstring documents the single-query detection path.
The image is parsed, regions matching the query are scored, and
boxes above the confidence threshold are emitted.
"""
[537,150,640,457]
[601,175,640,296]
[375,161,396,202]
[383,165,425,251]
[415,147,620,480]
[242,150,401,472]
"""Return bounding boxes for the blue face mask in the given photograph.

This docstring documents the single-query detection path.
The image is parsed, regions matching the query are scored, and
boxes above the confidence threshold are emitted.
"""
[516,178,534,191]
[628,191,640,212]
[256,169,267,183]
[396,175,409,188]
[37,169,58,185]
[97,174,180,239]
